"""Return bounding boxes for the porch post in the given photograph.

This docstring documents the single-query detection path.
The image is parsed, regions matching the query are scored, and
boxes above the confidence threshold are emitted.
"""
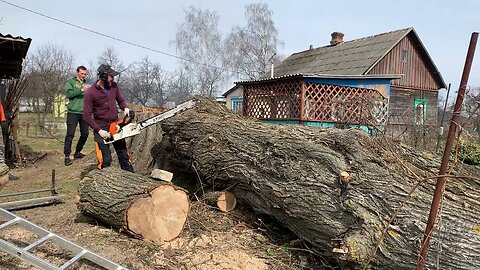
[300,80,305,124]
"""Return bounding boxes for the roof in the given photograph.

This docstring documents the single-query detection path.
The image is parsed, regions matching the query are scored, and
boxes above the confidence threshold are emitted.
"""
[0,33,32,79]
[273,28,446,89]
[222,84,245,97]
[236,73,403,85]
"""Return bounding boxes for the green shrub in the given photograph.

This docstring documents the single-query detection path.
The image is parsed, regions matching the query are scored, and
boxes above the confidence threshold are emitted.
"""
[458,139,480,165]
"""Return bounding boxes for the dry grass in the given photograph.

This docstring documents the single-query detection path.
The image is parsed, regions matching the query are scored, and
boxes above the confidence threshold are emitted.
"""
[1,137,333,270]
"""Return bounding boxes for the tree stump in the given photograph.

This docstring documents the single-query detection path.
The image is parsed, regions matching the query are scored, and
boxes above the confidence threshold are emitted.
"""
[77,168,189,243]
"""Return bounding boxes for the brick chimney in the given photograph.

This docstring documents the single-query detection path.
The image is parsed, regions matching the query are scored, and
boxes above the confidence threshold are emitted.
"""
[330,32,344,45]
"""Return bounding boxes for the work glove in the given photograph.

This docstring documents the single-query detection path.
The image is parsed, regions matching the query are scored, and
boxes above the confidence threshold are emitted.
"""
[98,129,111,139]
[124,108,130,117]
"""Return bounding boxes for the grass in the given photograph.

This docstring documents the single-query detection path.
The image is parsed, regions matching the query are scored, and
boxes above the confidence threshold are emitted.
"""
[18,112,65,123]
[17,133,95,154]
[16,112,95,153]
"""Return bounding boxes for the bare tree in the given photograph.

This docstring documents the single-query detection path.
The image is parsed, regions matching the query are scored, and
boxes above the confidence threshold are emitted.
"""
[224,3,284,80]
[96,46,128,83]
[173,6,227,97]
[86,59,98,81]
[122,56,169,106]
[23,43,74,133]
[463,86,480,133]
[167,68,195,105]
[97,46,124,69]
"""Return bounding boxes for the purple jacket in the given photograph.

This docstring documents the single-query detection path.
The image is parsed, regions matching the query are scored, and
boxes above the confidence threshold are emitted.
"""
[83,81,128,132]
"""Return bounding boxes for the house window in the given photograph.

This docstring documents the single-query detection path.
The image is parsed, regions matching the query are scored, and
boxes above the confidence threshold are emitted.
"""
[231,97,243,114]
[402,50,408,63]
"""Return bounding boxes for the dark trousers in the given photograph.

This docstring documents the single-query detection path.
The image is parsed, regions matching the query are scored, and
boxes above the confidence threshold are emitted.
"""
[94,131,134,172]
[64,113,89,157]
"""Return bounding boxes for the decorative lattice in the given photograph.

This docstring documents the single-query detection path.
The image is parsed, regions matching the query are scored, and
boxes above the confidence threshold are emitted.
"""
[303,83,388,125]
[244,80,302,119]
[243,80,388,126]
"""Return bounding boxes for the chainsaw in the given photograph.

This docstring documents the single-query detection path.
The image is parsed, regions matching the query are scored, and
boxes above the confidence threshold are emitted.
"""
[103,100,196,144]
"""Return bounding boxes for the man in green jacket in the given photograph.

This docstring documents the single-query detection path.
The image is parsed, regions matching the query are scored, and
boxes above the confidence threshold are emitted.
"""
[63,66,90,166]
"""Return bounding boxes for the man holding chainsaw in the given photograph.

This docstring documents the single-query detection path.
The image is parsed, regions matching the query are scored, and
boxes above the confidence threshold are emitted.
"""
[83,64,134,172]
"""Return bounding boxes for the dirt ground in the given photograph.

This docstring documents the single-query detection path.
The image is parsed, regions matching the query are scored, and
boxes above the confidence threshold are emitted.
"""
[0,150,328,270]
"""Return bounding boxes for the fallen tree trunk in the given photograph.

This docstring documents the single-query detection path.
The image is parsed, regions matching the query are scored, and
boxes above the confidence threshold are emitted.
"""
[77,168,189,243]
[125,111,164,175]
[153,97,480,269]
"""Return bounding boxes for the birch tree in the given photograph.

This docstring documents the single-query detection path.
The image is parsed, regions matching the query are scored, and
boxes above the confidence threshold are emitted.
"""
[173,6,227,97]
[224,3,284,80]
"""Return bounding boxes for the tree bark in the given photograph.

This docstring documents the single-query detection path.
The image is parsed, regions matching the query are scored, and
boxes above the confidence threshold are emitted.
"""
[153,97,480,269]
[125,111,164,175]
[77,168,189,244]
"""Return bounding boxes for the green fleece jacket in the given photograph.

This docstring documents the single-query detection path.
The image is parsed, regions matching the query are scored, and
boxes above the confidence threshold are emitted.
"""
[65,77,86,114]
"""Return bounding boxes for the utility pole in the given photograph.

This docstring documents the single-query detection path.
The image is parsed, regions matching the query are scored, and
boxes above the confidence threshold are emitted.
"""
[417,32,478,270]
[435,83,451,153]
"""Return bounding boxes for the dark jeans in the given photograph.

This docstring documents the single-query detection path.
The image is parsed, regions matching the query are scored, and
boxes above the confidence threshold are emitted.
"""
[64,113,89,157]
[94,130,134,172]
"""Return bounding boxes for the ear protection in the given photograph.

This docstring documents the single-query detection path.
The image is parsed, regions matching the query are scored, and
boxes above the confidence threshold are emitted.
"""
[99,71,108,81]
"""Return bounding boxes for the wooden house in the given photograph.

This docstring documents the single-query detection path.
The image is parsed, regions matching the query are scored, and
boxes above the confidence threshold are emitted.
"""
[226,28,446,139]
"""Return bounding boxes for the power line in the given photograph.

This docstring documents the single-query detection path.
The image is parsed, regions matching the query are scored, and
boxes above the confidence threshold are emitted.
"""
[0,0,231,72]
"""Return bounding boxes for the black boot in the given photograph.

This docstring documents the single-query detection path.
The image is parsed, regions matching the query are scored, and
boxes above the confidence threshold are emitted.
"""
[73,152,86,159]
[8,173,19,181]
[65,157,73,166]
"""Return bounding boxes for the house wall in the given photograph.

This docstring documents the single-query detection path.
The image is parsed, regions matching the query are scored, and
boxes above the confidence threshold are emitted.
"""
[367,33,441,146]
[387,87,438,142]
[225,87,243,110]
[368,34,441,90]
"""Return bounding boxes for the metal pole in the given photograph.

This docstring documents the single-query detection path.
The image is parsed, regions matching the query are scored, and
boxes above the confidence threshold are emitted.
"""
[435,83,452,153]
[51,169,57,196]
[417,32,479,270]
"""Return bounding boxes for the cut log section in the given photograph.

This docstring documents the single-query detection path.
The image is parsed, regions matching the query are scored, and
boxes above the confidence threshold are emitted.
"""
[0,174,8,191]
[0,164,9,191]
[77,168,189,243]
[204,191,237,212]
[153,97,480,269]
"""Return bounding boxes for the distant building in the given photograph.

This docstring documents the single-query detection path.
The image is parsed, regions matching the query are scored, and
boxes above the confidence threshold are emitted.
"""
[222,85,243,114]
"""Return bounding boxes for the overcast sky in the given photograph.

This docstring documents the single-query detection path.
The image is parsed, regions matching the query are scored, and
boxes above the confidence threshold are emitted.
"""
[1,0,479,98]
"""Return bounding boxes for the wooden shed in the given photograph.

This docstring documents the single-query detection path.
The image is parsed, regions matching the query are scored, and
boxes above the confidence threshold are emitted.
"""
[0,33,32,162]
[0,33,32,79]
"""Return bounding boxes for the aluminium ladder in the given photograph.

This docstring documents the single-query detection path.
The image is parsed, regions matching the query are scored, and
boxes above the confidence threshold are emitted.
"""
[0,207,129,270]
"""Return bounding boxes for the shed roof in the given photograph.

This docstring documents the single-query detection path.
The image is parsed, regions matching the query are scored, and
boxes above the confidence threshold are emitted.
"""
[273,28,446,88]
[0,33,32,79]
[236,73,402,85]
